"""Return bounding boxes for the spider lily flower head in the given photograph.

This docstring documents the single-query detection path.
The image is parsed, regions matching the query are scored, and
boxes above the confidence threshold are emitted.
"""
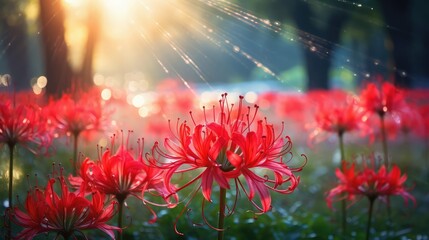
[0,96,52,153]
[308,90,369,145]
[46,88,111,139]
[315,93,366,135]
[73,133,176,222]
[152,93,305,227]
[326,160,415,208]
[77,135,148,202]
[9,169,119,240]
[359,79,406,118]
[225,120,305,212]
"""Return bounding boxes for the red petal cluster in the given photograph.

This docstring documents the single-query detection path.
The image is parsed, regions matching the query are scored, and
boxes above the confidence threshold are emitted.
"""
[10,172,119,239]
[326,161,415,208]
[0,96,52,153]
[360,80,406,117]
[70,137,177,221]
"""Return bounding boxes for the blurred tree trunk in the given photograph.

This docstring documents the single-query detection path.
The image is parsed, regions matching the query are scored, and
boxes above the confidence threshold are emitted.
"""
[293,1,349,90]
[379,0,413,88]
[78,0,100,89]
[0,1,30,90]
[39,0,73,97]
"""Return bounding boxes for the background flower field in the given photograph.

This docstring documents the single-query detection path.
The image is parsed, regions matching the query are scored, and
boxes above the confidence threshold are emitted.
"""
[1,87,428,239]
[1,0,429,239]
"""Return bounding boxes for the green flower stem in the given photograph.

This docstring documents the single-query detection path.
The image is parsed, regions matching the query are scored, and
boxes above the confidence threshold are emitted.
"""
[72,132,79,175]
[379,114,389,168]
[341,198,347,237]
[218,187,227,240]
[366,197,376,240]
[379,114,392,225]
[338,132,347,236]
[7,143,16,240]
[425,137,429,176]
[338,131,345,162]
[117,198,124,240]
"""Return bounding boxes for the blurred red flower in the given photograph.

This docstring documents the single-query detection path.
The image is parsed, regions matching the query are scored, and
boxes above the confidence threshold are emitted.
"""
[46,88,111,140]
[0,97,51,153]
[309,90,368,144]
[359,80,406,117]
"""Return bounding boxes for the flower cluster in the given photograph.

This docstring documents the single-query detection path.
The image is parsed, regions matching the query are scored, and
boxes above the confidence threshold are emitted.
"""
[9,169,119,239]
[2,82,423,239]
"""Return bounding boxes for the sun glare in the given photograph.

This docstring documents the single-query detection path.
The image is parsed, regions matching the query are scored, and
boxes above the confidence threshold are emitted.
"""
[102,0,133,20]
[63,0,187,71]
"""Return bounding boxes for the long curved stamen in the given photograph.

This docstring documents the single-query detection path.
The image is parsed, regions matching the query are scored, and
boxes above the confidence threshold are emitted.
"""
[236,178,264,213]
[201,197,226,232]
[173,185,202,236]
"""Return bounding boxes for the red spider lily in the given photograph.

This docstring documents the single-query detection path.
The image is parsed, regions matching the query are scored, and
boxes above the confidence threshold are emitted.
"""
[0,98,51,153]
[327,160,415,240]
[73,136,177,227]
[78,146,147,202]
[309,91,368,144]
[152,93,305,235]
[326,161,415,208]
[9,173,119,240]
[46,88,109,139]
[359,80,406,117]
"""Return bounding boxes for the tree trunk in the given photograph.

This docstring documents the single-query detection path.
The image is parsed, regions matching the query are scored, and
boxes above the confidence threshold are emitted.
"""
[78,0,101,89]
[379,0,413,88]
[39,0,73,97]
[293,1,348,90]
